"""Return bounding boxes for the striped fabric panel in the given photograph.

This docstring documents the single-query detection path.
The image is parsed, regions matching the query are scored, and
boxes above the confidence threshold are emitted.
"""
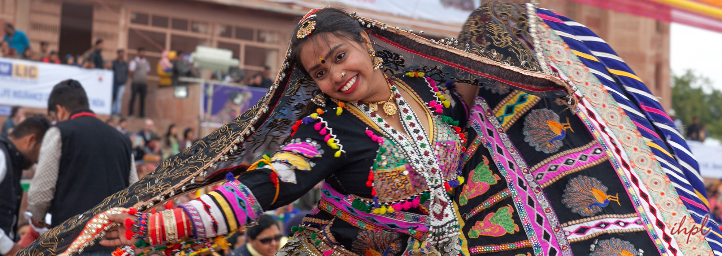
[551,11,707,197]
[538,9,722,254]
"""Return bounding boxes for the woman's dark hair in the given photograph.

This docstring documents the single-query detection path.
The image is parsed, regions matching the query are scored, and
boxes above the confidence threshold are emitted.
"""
[289,8,366,77]
[183,127,193,140]
[246,214,279,240]
[164,124,176,147]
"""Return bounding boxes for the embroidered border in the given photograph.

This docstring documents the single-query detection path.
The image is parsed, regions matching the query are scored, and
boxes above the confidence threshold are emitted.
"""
[540,155,608,188]
[470,97,570,256]
[561,213,639,228]
[492,90,540,130]
[563,216,644,242]
[464,189,511,221]
[468,240,532,255]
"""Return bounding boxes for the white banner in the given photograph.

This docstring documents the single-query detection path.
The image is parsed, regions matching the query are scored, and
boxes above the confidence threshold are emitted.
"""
[269,0,480,25]
[0,57,113,114]
[687,140,722,178]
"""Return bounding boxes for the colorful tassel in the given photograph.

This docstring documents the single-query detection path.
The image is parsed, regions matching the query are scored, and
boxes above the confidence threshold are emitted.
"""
[225,172,236,182]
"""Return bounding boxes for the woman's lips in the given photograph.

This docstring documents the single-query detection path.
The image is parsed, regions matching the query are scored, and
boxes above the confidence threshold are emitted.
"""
[339,75,359,95]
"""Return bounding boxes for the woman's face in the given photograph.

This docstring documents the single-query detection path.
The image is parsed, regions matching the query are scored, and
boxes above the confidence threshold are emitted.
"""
[299,32,386,103]
[170,127,177,135]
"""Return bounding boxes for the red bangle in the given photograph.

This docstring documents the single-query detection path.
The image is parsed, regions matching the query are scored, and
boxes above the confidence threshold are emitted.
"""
[173,208,187,239]
[147,212,154,245]
[155,212,165,244]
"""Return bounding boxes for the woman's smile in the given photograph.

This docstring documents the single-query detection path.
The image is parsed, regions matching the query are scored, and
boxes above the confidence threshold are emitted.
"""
[339,75,358,94]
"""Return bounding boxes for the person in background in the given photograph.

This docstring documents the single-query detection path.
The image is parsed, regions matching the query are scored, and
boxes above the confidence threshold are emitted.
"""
[3,23,29,55]
[88,39,104,69]
[687,116,700,141]
[37,41,49,61]
[1,106,26,138]
[65,54,75,66]
[41,51,60,64]
[157,50,175,87]
[699,125,708,142]
[228,215,284,256]
[172,50,196,86]
[111,49,128,115]
[16,223,29,240]
[260,66,273,88]
[27,80,138,244]
[247,74,263,88]
[129,134,145,174]
[160,124,179,160]
[82,58,94,69]
[21,47,33,60]
[116,117,128,135]
[142,135,162,173]
[137,118,157,147]
[0,40,13,58]
[0,116,50,256]
[74,55,85,67]
[669,109,684,135]
[128,47,150,118]
[180,128,194,150]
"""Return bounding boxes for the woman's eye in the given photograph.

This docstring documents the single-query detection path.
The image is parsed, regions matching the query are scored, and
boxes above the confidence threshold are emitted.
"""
[315,70,325,78]
[336,52,345,61]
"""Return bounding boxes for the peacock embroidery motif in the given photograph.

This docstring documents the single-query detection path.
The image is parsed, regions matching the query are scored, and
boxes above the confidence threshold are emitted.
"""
[562,175,620,217]
[590,237,643,256]
[351,230,403,256]
[468,205,519,238]
[523,109,573,154]
[459,156,500,206]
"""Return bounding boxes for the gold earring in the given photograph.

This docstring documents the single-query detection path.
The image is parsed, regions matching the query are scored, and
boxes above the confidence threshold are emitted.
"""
[368,48,383,70]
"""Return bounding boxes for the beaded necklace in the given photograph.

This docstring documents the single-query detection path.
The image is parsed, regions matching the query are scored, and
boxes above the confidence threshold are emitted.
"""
[350,77,460,252]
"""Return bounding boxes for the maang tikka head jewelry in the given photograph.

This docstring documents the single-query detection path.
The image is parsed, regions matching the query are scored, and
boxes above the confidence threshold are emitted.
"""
[296,9,320,39]
[368,48,383,70]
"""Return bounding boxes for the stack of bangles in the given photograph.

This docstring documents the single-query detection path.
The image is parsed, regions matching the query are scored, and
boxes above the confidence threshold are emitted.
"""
[115,208,193,256]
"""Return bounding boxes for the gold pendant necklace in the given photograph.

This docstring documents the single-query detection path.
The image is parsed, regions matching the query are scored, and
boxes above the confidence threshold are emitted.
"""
[364,77,397,116]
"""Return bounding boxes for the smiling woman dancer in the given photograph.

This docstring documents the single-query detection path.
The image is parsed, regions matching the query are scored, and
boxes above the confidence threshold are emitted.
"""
[18,3,715,256]
[96,8,481,255]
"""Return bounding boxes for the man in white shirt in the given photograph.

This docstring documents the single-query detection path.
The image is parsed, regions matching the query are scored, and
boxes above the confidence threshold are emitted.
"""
[128,47,151,118]
[0,116,50,256]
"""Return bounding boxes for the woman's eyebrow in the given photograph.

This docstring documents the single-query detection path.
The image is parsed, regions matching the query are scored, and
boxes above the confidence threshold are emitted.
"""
[307,43,346,73]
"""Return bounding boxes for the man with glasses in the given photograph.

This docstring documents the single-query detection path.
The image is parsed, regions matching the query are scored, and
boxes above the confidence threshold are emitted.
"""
[229,215,284,256]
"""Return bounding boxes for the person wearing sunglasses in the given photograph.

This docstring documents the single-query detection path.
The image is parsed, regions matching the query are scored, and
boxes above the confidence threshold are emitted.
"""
[229,214,285,256]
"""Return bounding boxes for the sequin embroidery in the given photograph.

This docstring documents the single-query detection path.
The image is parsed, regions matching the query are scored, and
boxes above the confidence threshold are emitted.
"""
[459,156,499,206]
[468,205,519,238]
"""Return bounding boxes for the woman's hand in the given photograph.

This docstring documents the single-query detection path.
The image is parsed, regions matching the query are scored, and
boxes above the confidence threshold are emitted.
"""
[99,213,142,247]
